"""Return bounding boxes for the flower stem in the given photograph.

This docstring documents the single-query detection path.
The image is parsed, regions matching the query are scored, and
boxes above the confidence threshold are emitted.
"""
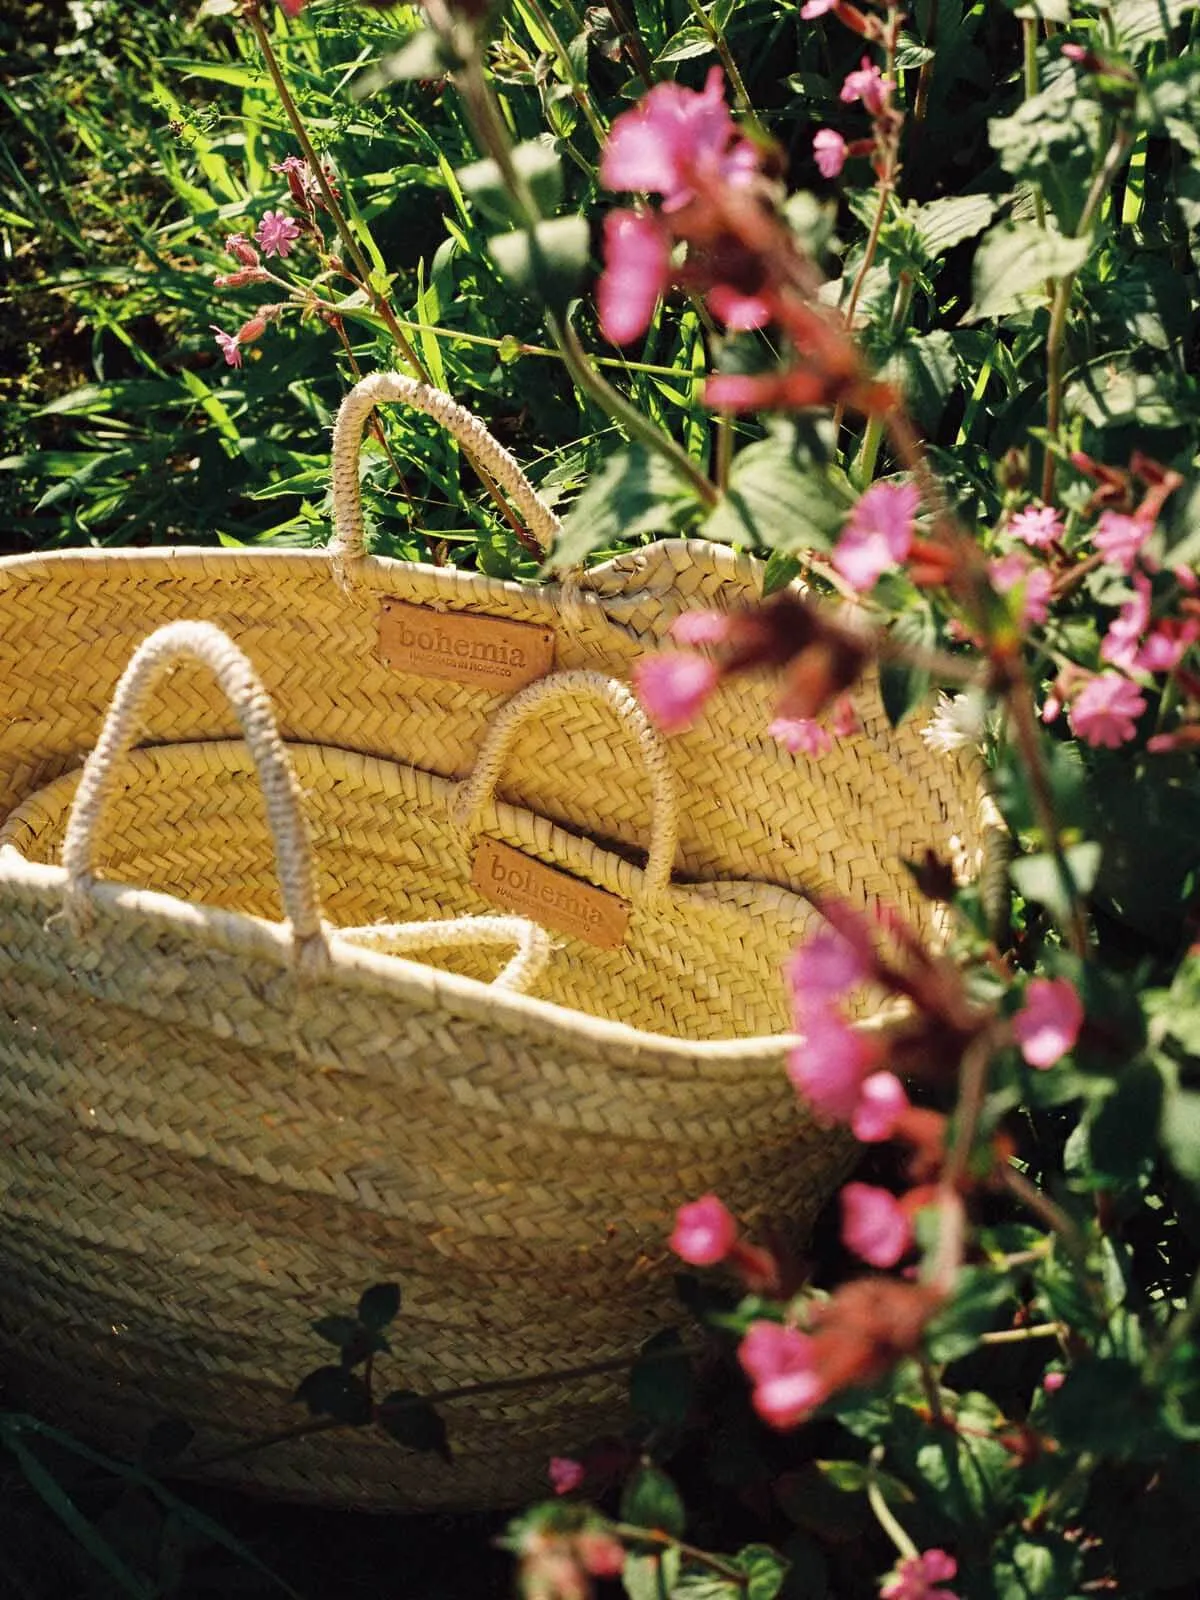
[603,0,656,89]
[522,0,609,146]
[1022,18,1047,234]
[244,2,430,385]
[609,1524,749,1586]
[1041,124,1133,502]
[682,0,751,110]
[867,1445,919,1560]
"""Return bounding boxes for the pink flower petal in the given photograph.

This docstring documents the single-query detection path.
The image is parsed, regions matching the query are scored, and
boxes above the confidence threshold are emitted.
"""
[832,481,919,590]
[839,1182,912,1267]
[634,652,719,732]
[851,1071,909,1142]
[813,128,847,179]
[1013,977,1083,1069]
[597,208,672,346]
[669,1194,738,1265]
[1067,671,1147,748]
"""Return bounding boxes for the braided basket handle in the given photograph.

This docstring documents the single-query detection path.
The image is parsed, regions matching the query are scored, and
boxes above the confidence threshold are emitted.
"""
[336,913,554,993]
[61,621,329,969]
[452,670,679,902]
[328,372,563,566]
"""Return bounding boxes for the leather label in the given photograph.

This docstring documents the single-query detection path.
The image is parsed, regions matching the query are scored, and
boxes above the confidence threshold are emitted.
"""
[471,838,629,950]
[379,601,555,691]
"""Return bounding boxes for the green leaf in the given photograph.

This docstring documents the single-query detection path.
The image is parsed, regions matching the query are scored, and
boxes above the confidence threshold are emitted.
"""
[623,1549,680,1600]
[988,75,1103,231]
[553,444,693,568]
[1162,1080,1200,1189]
[990,1532,1081,1600]
[924,1268,1020,1363]
[1141,59,1200,153]
[488,216,589,312]
[354,29,459,95]
[1043,1357,1154,1457]
[886,330,959,433]
[736,1544,789,1600]
[1010,842,1102,922]
[704,430,850,552]
[377,1391,452,1463]
[629,1330,694,1427]
[656,24,715,62]
[1086,1060,1164,1185]
[1112,0,1200,50]
[969,223,1091,320]
[620,1463,686,1538]
[358,1282,402,1329]
[458,139,565,227]
[908,194,1002,258]
[879,605,937,727]
[293,1365,373,1426]
[762,550,801,596]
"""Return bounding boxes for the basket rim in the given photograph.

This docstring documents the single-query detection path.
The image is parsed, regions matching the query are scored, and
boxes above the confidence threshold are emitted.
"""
[0,735,913,1065]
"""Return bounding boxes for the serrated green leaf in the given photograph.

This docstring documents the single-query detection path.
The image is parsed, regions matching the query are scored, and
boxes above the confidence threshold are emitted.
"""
[704,432,849,552]
[737,1544,788,1600]
[656,24,715,62]
[1141,59,1200,153]
[553,444,693,568]
[969,224,1091,319]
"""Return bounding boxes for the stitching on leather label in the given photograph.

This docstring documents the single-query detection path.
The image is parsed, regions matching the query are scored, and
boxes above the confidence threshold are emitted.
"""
[471,837,629,950]
[379,602,555,691]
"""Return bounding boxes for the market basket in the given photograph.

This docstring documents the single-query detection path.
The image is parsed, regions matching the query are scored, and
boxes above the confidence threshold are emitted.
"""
[0,375,988,1508]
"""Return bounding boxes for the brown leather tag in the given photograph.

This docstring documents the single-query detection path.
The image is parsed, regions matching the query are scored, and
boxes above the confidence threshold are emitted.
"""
[379,601,555,692]
[472,838,630,950]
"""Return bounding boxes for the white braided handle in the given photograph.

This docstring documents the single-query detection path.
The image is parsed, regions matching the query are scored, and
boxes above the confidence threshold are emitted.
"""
[336,913,554,993]
[60,621,329,968]
[328,372,563,564]
[452,670,679,901]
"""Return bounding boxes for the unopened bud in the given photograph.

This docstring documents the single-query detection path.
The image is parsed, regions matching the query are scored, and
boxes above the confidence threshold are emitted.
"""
[214,267,269,289]
[225,233,261,268]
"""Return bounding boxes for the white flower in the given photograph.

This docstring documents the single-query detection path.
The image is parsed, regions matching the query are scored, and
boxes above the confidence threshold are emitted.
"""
[920,692,985,755]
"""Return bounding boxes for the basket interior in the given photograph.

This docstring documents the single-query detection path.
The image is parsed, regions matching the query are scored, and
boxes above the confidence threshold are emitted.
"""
[0,739,840,1042]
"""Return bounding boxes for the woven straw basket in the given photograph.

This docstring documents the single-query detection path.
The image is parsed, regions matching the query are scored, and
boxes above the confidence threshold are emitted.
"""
[0,374,986,1510]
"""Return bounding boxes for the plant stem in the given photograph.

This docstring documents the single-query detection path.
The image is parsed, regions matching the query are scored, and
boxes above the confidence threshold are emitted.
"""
[244,3,429,385]
[867,1445,920,1560]
[603,0,656,89]
[979,1322,1065,1345]
[854,271,913,484]
[1041,124,1133,502]
[715,410,734,492]
[682,0,751,110]
[521,0,607,146]
[999,1166,1089,1267]
[609,1524,749,1586]
[555,315,719,504]
[1022,18,1047,234]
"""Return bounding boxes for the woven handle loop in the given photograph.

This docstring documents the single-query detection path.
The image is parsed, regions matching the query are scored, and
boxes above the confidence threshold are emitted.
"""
[328,372,563,565]
[452,670,679,900]
[61,621,328,968]
[336,913,554,993]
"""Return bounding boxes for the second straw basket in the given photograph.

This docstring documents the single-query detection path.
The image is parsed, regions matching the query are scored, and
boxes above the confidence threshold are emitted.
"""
[0,374,987,1508]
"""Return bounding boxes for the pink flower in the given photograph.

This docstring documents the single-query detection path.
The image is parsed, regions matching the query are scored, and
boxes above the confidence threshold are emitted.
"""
[840,1183,912,1267]
[1093,510,1150,574]
[1134,618,1200,673]
[1042,1370,1066,1394]
[670,1194,737,1265]
[1013,977,1083,1069]
[830,695,859,737]
[800,0,839,14]
[769,716,833,756]
[671,609,730,646]
[705,283,772,330]
[255,209,302,259]
[1009,504,1064,550]
[833,481,919,590]
[989,552,1052,626]
[600,67,758,210]
[787,927,868,1016]
[851,1070,909,1142]
[881,1549,959,1600]
[787,1007,879,1122]
[739,1322,825,1429]
[839,57,894,115]
[549,1456,586,1494]
[1068,671,1147,748]
[210,326,242,368]
[1100,573,1152,669]
[597,208,672,346]
[634,652,719,732]
[813,128,848,178]
[577,1532,626,1578]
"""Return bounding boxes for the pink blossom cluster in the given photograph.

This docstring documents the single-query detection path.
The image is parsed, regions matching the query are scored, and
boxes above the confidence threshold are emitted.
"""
[832,480,920,591]
[802,0,898,181]
[786,920,910,1141]
[596,69,773,346]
